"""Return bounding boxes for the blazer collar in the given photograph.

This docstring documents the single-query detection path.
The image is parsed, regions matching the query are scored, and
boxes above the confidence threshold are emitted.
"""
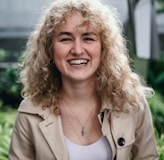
[18,98,69,160]
[98,108,116,160]
[39,114,69,160]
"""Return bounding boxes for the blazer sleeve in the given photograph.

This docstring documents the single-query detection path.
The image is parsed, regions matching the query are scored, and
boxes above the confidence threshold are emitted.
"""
[8,112,35,160]
[131,100,159,160]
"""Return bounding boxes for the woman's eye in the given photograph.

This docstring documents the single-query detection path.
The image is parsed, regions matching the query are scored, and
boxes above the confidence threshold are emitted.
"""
[84,37,95,41]
[60,38,72,42]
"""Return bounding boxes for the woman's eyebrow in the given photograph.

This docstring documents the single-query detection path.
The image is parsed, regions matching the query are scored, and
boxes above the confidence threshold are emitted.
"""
[56,32,72,37]
[56,31,97,37]
[82,32,97,36]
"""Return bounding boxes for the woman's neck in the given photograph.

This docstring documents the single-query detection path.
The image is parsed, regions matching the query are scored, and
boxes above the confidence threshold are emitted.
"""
[60,79,99,109]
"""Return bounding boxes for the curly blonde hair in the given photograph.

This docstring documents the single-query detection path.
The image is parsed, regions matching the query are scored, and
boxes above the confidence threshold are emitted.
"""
[20,0,153,114]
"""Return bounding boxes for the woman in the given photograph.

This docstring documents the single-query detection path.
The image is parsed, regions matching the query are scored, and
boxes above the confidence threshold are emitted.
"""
[9,0,159,159]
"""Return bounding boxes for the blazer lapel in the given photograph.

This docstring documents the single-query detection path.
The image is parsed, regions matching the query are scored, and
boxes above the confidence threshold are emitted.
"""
[39,114,69,160]
[18,98,69,160]
[99,109,116,160]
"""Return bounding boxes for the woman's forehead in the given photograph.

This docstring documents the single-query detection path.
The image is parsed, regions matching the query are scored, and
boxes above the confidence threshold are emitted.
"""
[58,12,99,32]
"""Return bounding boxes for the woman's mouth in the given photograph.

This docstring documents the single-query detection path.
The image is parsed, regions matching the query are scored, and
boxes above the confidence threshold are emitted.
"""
[68,59,88,65]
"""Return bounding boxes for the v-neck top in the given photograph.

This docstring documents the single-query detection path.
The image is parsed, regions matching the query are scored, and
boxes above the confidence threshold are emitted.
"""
[64,136,112,160]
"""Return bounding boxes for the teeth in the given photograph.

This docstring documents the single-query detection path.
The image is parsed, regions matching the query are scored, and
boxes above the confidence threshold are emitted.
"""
[69,59,88,65]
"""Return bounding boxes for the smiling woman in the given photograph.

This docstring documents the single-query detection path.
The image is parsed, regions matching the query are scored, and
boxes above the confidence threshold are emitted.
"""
[53,12,101,83]
[8,0,159,160]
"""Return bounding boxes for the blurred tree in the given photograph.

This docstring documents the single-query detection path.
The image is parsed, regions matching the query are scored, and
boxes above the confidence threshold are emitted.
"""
[156,0,164,2]
[127,0,161,79]
[127,0,138,54]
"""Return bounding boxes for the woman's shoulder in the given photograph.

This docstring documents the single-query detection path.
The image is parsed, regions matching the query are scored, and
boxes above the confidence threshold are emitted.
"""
[18,97,44,114]
[15,97,53,126]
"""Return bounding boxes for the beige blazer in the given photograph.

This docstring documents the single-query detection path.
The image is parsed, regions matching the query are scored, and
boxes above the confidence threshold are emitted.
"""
[9,98,159,160]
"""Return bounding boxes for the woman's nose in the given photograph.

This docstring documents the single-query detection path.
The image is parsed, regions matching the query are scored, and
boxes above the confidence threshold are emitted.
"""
[71,40,84,55]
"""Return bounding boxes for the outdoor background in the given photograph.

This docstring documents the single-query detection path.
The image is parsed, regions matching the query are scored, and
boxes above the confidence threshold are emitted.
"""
[0,0,164,159]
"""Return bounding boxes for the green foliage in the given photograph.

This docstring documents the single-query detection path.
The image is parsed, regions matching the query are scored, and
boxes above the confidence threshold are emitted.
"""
[0,49,20,62]
[148,92,164,135]
[161,51,164,60]
[157,0,164,2]
[148,92,164,159]
[0,109,16,160]
[147,59,164,159]
[0,66,22,108]
[148,59,164,160]
[0,48,22,108]
[154,126,164,159]
[148,59,164,95]
[156,0,164,13]
[156,134,164,159]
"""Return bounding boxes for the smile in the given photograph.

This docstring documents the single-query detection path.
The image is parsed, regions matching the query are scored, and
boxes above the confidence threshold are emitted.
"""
[68,59,88,65]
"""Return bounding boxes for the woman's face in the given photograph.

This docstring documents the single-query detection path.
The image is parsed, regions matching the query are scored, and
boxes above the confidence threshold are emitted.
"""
[53,12,101,83]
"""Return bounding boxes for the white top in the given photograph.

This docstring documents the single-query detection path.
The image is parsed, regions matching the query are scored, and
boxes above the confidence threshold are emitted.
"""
[64,136,112,160]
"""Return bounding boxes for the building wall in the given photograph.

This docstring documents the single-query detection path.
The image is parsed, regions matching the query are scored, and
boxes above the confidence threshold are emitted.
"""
[0,0,54,51]
[0,0,163,54]
[0,0,129,38]
[0,0,53,38]
[0,0,129,51]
